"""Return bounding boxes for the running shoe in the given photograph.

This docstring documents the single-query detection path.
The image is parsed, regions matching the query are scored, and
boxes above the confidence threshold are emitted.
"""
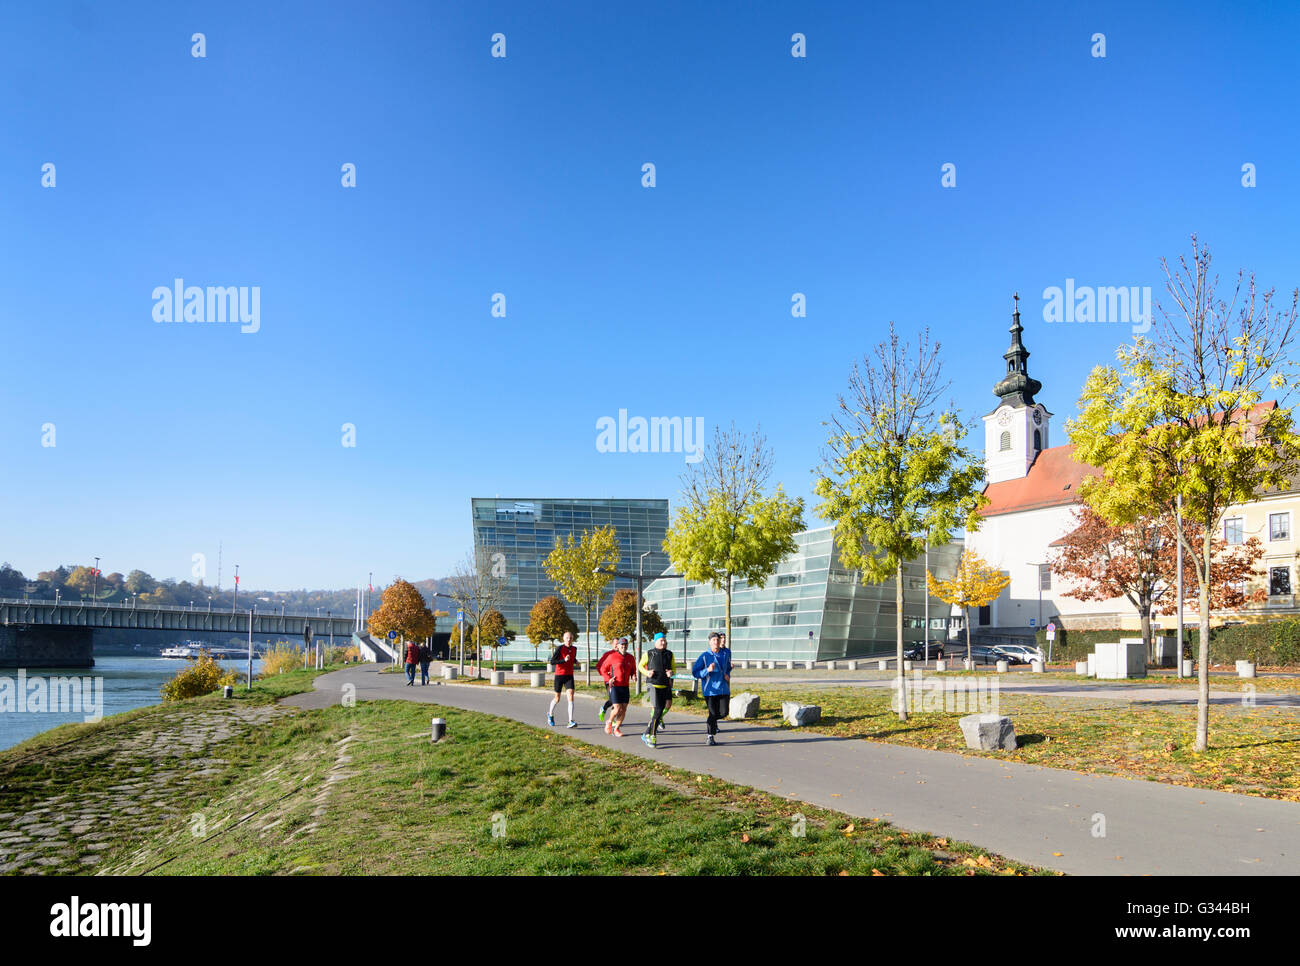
[598,706,606,723]
[706,734,716,746]
[612,728,624,737]
[604,721,613,735]
[547,714,555,727]
[566,720,577,728]
[641,733,655,748]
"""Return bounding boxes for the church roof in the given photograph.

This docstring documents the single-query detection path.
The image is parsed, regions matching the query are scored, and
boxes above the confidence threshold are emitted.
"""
[981,444,1094,517]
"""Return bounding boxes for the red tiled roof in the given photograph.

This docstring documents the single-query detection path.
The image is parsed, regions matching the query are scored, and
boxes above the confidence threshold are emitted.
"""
[981,444,1095,517]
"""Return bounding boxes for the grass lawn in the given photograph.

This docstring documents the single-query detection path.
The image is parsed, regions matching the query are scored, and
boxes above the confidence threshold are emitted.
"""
[104,699,1043,876]
[1,683,1044,876]
[672,684,1300,802]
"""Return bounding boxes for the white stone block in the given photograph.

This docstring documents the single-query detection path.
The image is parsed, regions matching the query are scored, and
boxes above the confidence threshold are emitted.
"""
[1031,660,1044,673]
[958,713,1017,751]
[1075,661,1088,675]
[878,660,888,671]
[489,670,506,685]
[529,671,546,687]
[996,660,1009,673]
[781,702,822,727]
[442,666,458,680]
[1096,641,1146,679]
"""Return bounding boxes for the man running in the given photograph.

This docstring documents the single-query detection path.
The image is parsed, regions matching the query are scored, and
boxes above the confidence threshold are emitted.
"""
[598,638,636,736]
[546,631,579,728]
[638,632,674,748]
[595,637,622,724]
[692,631,732,745]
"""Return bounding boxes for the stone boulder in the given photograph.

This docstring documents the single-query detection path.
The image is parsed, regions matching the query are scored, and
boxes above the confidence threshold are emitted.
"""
[958,713,1017,751]
[781,701,822,727]
[728,692,760,720]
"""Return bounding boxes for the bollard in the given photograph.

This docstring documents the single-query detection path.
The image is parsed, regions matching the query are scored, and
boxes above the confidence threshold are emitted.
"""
[223,685,233,699]
[430,717,446,742]
[1238,661,1257,679]
[513,664,522,673]
[1031,660,1044,673]
[826,660,836,671]
[489,670,506,685]
[935,660,947,672]
[878,660,888,671]
[803,660,815,670]
[1075,661,1088,675]
[784,660,794,670]
[996,660,1009,673]
[442,665,458,681]
[546,664,555,674]
[1181,659,1193,676]
[963,659,974,671]
[846,661,857,671]
[529,671,546,687]
[903,660,913,672]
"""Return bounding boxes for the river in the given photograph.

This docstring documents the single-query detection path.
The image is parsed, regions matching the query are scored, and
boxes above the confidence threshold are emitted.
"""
[0,655,267,752]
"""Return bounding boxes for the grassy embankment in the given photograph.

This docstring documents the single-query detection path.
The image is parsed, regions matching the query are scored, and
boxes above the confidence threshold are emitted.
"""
[0,668,1041,876]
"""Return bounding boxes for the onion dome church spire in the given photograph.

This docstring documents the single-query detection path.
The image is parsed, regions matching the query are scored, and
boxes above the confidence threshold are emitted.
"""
[992,293,1042,407]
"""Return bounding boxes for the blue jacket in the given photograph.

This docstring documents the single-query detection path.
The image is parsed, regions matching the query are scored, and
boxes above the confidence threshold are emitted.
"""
[692,648,731,696]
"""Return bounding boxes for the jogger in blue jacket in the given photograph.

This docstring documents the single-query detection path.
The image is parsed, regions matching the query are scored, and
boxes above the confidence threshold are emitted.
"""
[692,631,732,745]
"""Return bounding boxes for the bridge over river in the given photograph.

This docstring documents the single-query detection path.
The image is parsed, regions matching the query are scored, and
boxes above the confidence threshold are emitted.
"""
[0,598,357,668]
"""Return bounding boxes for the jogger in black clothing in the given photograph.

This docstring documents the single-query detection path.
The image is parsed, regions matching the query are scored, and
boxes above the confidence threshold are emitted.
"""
[638,633,674,748]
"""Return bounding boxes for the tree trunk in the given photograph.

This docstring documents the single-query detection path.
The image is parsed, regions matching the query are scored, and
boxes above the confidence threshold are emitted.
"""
[896,560,907,721]
[585,604,592,686]
[1139,605,1151,665]
[724,575,733,653]
[1195,531,1212,752]
[965,607,972,663]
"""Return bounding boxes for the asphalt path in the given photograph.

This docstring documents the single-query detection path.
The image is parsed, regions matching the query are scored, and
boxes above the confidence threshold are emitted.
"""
[283,664,1300,876]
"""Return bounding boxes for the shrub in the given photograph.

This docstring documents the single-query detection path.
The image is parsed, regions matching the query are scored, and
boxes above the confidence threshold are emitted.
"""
[259,642,305,677]
[160,650,240,702]
[1034,619,1300,667]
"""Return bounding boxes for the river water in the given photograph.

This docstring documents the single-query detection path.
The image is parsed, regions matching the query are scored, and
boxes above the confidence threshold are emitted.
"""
[0,656,266,752]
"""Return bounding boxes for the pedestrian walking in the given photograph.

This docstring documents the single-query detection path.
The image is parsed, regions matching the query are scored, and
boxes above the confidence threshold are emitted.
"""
[546,631,579,728]
[404,639,420,686]
[638,632,674,748]
[418,641,432,685]
[598,638,636,737]
[692,631,732,745]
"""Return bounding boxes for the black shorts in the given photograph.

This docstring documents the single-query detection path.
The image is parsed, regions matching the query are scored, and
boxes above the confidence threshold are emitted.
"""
[609,685,630,704]
[553,674,575,693]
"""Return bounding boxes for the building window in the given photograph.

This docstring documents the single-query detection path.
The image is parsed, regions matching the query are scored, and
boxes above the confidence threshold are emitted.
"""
[777,574,799,586]
[1224,517,1244,545]
[999,431,1011,452]
[773,602,797,626]
[731,616,749,627]
[978,605,991,626]
[1033,429,1041,450]
[1269,512,1290,541]
[1271,567,1292,596]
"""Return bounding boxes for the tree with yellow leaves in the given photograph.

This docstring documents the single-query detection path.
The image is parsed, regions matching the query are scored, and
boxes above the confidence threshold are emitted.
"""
[366,578,437,654]
[927,550,1011,664]
[544,525,621,684]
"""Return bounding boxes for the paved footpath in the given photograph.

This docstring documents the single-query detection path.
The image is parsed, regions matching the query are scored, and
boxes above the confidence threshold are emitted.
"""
[284,665,1300,876]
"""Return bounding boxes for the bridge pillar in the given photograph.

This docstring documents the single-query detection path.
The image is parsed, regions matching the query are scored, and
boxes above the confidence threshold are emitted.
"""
[0,625,95,668]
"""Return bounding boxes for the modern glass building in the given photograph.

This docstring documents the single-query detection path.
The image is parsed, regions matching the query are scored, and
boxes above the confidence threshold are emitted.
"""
[471,498,670,656]
[642,527,964,662]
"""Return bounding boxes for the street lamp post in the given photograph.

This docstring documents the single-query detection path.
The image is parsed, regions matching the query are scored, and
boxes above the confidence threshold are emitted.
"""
[233,565,240,614]
[93,557,100,602]
[596,562,682,697]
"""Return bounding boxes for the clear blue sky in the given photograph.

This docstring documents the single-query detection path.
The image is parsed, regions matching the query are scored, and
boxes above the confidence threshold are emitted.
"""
[2,0,1297,589]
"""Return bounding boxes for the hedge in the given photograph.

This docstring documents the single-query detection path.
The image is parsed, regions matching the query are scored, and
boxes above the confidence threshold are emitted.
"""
[1034,620,1300,667]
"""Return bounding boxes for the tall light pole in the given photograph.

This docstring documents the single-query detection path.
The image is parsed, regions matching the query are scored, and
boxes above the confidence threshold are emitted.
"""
[93,557,100,601]
[597,562,682,697]
[1175,493,1184,678]
[233,564,240,614]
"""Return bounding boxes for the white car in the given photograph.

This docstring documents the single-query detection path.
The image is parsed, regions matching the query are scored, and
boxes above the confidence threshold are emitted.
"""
[995,644,1044,664]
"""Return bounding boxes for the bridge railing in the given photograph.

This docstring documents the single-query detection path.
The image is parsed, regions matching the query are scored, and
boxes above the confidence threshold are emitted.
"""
[0,596,354,623]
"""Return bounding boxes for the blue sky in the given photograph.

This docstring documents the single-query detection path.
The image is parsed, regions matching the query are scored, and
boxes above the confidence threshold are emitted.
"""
[2,0,1297,589]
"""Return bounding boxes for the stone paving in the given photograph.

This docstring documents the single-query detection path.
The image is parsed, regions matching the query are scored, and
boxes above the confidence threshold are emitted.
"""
[0,703,289,875]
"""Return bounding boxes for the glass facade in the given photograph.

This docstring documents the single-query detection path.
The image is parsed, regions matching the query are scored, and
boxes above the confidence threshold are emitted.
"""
[642,527,964,662]
[471,497,670,655]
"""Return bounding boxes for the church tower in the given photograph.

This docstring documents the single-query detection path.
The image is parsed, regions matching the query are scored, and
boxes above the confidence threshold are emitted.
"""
[983,294,1052,484]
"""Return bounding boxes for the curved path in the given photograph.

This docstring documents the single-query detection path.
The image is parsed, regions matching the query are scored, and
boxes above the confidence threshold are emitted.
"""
[283,664,1300,876]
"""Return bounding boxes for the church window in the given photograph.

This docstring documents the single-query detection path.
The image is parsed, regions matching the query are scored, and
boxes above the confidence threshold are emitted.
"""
[1033,429,1041,450]
[999,431,1011,451]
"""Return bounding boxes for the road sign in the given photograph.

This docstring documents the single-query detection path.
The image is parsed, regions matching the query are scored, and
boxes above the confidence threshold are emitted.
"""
[1046,621,1056,642]
[387,630,397,640]
[1029,618,1036,627]
[457,610,464,621]
[808,631,814,639]
[497,635,506,647]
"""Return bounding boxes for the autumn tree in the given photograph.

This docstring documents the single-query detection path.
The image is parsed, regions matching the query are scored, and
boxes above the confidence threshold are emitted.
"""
[125,569,156,595]
[544,525,621,684]
[927,551,1011,664]
[64,566,98,598]
[477,608,513,670]
[598,588,667,645]
[665,423,804,654]
[525,596,579,662]
[366,578,437,654]
[816,324,985,721]
[1051,504,1266,655]
[1070,235,1300,751]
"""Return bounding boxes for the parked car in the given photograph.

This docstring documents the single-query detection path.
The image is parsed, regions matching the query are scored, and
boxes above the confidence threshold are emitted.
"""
[994,644,1043,664]
[903,641,947,661]
[953,643,1024,665]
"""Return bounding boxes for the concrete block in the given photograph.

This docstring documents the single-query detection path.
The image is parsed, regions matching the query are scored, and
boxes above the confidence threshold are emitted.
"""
[935,660,947,672]
[781,702,822,727]
[1075,661,1088,675]
[728,692,760,719]
[1182,659,1194,675]
[996,660,1008,673]
[1031,660,1044,673]
[489,670,506,685]
[826,661,837,671]
[784,660,795,670]
[903,660,913,672]
[847,661,857,671]
[1096,641,1146,679]
[529,671,546,687]
[1237,660,1256,679]
[442,666,458,680]
[803,660,815,670]
[963,659,975,671]
[512,664,522,673]
[958,713,1017,751]
[1086,653,1096,677]
[878,660,888,671]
